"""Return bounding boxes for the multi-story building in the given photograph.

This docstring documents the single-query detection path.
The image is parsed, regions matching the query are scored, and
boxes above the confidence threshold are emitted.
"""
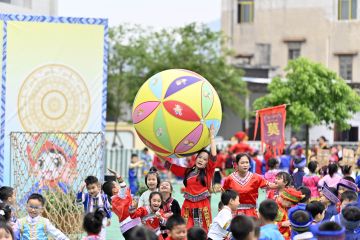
[0,0,57,16]
[220,0,360,143]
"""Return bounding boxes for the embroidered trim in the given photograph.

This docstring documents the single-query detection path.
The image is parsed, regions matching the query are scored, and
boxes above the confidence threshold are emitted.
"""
[237,204,256,210]
[183,208,189,224]
[231,171,253,186]
[183,191,210,202]
[203,206,211,228]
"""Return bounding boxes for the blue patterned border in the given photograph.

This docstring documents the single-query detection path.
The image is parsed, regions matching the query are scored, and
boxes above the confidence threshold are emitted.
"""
[0,14,109,184]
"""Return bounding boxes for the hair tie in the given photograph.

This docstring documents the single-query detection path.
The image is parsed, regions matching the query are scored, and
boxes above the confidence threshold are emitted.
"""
[0,210,5,216]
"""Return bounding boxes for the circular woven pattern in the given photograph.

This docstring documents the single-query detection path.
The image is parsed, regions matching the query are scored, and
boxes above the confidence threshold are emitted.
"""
[18,64,90,132]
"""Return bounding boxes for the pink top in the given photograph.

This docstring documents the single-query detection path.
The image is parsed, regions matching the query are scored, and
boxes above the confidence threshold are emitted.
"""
[318,174,342,188]
[264,169,280,183]
[303,174,320,197]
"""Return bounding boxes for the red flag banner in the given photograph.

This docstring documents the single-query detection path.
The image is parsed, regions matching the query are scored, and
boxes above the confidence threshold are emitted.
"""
[254,105,286,156]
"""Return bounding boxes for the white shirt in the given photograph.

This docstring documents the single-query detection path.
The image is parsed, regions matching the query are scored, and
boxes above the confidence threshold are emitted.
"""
[208,206,233,240]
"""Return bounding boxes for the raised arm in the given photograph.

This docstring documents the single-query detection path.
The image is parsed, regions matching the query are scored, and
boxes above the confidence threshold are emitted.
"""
[209,124,216,160]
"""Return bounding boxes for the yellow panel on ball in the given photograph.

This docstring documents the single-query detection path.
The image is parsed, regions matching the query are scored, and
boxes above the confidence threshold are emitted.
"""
[132,69,222,158]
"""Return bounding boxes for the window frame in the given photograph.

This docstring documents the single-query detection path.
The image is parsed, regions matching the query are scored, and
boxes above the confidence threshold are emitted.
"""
[338,55,353,81]
[237,0,254,23]
[338,0,357,20]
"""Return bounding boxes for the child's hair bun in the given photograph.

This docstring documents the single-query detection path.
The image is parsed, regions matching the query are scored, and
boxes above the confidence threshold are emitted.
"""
[148,166,158,173]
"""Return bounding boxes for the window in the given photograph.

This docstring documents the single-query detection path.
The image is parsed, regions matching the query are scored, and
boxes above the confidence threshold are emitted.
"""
[287,42,301,60]
[339,0,357,20]
[339,55,353,80]
[0,0,11,3]
[237,0,254,23]
[256,44,271,66]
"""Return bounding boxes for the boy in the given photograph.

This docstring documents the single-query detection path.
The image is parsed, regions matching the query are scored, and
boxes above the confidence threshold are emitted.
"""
[15,193,68,240]
[129,154,144,195]
[287,186,311,218]
[340,205,360,239]
[230,215,255,240]
[330,190,358,224]
[187,227,207,240]
[311,221,345,240]
[208,190,239,240]
[77,175,111,239]
[288,209,313,239]
[319,184,339,221]
[102,169,141,240]
[165,215,187,240]
[258,199,284,240]
[305,201,325,225]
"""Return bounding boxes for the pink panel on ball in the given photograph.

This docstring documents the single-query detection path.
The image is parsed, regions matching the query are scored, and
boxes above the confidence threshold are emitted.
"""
[132,101,160,124]
[175,124,203,153]
[163,100,200,121]
[137,131,171,154]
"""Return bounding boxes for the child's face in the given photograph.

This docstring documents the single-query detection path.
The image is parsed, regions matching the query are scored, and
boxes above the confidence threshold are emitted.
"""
[169,224,187,240]
[86,183,100,197]
[195,152,209,169]
[229,196,240,211]
[341,198,354,209]
[147,174,158,190]
[319,192,330,205]
[337,186,347,196]
[131,156,139,163]
[26,199,44,218]
[159,181,172,193]
[0,228,13,240]
[275,176,286,188]
[111,181,120,196]
[150,194,162,212]
[279,196,293,208]
[315,210,325,222]
[7,191,16,205]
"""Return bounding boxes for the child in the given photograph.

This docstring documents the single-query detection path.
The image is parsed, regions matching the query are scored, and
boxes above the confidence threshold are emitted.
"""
[15,193,68,240]
[218,201,224,212]
[129,226,158,240]
[129,154,143,195]
[311,221,345,240]
[337,177,358,196]
[264,158,280,183]
[82,209,105,240]
[318,163,342,188]
[267,171,292,201]
[0,186,17,226]
[187,227,207,240]
[229,215,255,240]
[0,221,13,240]
[208,190,239,240]
[258,199,284,240]
[319,184,339,221]
[102,169,141,240]
[138,167,160,207]
[129,191,166,238]
[165,215,187,240]
[305,201,325,225]
[330,190,358,224]
[302,161,320,199]
[340,205,360,239]
[292,157,307,188]
[76,176,111,239]
[288,209,313,239]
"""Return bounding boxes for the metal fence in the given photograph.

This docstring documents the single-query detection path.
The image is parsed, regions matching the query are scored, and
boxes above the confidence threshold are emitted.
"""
[104,148,142,178]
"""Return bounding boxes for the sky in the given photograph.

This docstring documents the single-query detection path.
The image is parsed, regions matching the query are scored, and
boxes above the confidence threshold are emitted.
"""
[57,0,221,29]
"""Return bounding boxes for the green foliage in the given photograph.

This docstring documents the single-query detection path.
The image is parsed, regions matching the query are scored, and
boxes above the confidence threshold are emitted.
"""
[107,23,247,121]
[254,57,360,130]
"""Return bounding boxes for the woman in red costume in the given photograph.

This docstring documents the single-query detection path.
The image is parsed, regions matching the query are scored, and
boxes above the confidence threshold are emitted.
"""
[164,125,216,232]
[223,153,277,217]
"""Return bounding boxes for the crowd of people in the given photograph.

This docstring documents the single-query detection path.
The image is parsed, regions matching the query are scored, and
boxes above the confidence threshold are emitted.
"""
[0,130,358,240]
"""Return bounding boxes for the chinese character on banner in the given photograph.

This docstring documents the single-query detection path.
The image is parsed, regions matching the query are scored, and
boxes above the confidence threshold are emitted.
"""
[254,105,287,156]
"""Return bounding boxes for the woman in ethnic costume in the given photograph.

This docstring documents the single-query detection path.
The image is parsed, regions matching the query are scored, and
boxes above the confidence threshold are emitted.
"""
[223,153,277,217]
[164,125,216,232]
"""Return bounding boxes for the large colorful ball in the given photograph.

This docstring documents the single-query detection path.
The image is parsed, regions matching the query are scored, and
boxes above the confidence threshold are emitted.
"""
[132,69,222,158]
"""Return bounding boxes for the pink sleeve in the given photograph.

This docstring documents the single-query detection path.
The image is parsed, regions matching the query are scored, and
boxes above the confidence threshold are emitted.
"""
[318,175,326,187]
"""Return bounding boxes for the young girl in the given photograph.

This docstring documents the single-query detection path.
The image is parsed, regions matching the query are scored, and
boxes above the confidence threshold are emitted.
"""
[159,180,181,239]
[82,209,105,240]
[264,158,280,183]
[164,125,217,232]
[129,192,166,239]
[319,184,339,221]
[318,163,342,188]
[138,167,160,207]
[267,171,292,200]
[302,161,320,199]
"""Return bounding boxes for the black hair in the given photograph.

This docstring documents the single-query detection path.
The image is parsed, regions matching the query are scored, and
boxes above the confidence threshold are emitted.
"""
[166,214,186,230]
[85,176,99,186]
[0,202,11,222]
[276,171,292,187]
[343,176,355,183]
[143,147,149,152]
[267,158,278,170]
[27,193,45,206]
[187,227,207,240]
[340,190,358,203]
[235,153,251,164]
[306,201,325,218]
[102,181,115,199]
[83,209,105,235]
[129,226,158,240]
[218,201,224,210]
[291,210,311,233]
[131,153,139,158]
[298,186,311,203]
[230,215,254,240]
[0,221,13,239]
[250,217,261,238]
[318,221,343,231]
[308,161,318,174]
[340,165,352,176]
[0,186,14,202]
[221,190,238,205]
[149,191,163,203]
[183,149,210,187]
[145,167,160,189]
[259,200,278,221]
[328,164,338,177]
[342,206,360,222]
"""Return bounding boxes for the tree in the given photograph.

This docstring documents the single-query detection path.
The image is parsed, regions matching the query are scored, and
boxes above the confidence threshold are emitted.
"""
[107,23,247,146]
[253,57,360,156]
